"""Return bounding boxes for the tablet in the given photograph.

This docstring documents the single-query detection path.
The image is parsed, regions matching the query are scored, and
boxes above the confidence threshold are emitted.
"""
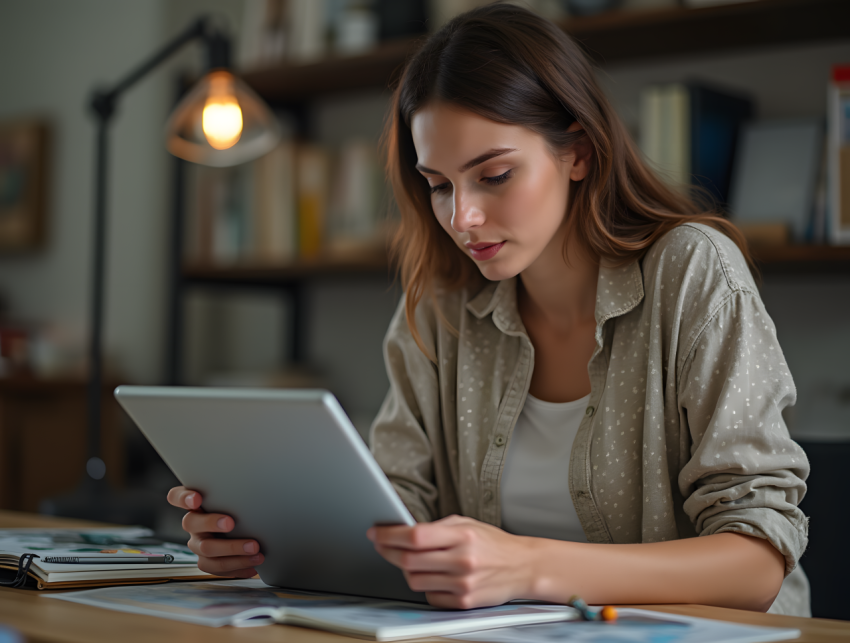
[114,385,426,603]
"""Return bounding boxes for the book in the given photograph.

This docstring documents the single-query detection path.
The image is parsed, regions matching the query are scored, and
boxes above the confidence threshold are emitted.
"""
[0,528,215,590]
[296,143,330,258]
[288,0,327,62]
[327,138,383,252]
[828,64,850,244]
[639,81,753,207]
[254,140,297,262]
[48,578,578,640]
[728,118,824,242]
[238,0,291,69]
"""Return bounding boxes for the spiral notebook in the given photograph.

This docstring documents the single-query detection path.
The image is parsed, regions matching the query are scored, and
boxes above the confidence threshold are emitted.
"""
[0,528,216,590]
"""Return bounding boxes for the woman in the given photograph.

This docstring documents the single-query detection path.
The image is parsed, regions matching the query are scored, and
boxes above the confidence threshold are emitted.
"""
[168,3,809,616]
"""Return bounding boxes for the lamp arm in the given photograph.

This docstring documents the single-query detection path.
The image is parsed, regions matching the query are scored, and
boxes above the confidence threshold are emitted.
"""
[92,17,212,119]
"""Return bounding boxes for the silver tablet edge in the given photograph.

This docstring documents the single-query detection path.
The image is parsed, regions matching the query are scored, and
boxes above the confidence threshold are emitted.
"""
[320,393,416,527]
[114,385,417,528]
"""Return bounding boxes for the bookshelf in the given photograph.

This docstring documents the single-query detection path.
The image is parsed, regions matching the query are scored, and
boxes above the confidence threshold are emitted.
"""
[180,243,850,286]
[241,0,850,104]
[167,0,850,384]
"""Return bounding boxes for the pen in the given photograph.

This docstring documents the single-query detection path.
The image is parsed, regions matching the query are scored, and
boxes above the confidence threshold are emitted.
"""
[568,596,618,622]
[42,555,174,564]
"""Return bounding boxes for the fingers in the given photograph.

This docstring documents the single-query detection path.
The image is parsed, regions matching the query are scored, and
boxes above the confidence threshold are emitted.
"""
[194,551,265,576]
[166,486,262,580]
[426,591,479,610]
[182,511,237,535]
[404,571,470,595]
[368,519,471,551]
[374,545,461,574]
[167,486,203,510]
[188,535,260,558]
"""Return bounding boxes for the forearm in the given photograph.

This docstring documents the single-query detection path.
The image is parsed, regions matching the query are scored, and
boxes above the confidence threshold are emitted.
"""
[524,532,785,612]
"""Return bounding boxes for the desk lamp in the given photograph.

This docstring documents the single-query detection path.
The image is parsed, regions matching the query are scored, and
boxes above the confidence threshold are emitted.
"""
[46,16,280,521]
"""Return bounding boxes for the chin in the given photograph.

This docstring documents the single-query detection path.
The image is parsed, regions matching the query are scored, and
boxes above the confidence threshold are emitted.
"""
[476,260,522,282]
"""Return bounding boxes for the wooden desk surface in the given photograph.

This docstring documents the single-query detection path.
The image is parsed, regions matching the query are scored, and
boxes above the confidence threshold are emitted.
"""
[1,512,848,643]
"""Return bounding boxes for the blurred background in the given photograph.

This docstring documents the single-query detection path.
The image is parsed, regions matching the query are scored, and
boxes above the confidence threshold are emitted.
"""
[0,0,848,619]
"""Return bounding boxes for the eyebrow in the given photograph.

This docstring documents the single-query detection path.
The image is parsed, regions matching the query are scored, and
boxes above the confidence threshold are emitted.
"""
[415,147,518,175]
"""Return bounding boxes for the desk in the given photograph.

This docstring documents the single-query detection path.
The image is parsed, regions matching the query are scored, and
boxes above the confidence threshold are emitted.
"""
[1,512,848,643]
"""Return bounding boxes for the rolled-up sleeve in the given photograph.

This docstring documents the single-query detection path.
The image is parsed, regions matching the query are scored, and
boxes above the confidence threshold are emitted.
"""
[370,296,440,523]
[677,289,809,574]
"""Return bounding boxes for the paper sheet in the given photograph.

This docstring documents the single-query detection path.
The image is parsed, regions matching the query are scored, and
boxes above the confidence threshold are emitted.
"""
[448,608,801,643]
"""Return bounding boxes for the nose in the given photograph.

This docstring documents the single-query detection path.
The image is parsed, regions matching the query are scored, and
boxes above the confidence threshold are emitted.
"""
[450,188,485,233]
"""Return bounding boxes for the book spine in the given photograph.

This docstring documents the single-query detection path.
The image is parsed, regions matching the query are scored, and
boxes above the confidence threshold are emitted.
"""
[288,0,327,62]
[639,83,690,193]
[296,144,329,258]
[828,68,850,244]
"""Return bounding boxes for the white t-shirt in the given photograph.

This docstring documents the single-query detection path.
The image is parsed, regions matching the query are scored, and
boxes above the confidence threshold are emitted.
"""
[499,393,590,542]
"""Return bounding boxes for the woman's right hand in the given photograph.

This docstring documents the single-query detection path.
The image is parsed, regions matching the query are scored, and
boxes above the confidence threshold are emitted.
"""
[166,486,263,578]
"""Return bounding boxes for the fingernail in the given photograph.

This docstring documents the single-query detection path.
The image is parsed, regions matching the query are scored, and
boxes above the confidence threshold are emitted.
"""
[243,541,257,554]
[250,554,262,564]
[185,493,196,508]
[217,517,229,530]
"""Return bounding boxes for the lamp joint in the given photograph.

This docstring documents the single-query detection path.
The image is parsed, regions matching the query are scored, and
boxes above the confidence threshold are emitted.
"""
[91,90,116,121]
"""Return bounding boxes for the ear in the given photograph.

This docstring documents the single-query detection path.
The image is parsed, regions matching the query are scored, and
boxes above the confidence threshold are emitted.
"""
[566,122,593,182]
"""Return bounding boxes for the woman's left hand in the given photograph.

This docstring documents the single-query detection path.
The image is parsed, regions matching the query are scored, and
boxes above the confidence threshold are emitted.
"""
[367,514,537,609]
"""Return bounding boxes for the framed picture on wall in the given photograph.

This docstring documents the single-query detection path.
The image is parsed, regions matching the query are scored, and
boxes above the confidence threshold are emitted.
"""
[0,119,49,252]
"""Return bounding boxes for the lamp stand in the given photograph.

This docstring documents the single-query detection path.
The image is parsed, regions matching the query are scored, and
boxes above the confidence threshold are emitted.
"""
[42,17,225,523]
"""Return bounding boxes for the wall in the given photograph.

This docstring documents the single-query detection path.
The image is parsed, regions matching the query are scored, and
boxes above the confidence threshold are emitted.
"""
[0,0,170,383]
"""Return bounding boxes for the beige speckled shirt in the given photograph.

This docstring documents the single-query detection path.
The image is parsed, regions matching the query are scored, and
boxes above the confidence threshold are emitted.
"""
[370,223,810,615]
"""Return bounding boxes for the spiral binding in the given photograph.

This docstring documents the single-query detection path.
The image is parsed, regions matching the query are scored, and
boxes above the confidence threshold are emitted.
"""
[0,553,39,589]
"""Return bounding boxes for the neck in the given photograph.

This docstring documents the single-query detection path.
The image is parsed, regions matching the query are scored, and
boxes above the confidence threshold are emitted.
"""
[518,227,599,333]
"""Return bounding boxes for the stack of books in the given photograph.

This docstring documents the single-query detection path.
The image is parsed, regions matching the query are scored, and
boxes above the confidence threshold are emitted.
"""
[0,528,214,590]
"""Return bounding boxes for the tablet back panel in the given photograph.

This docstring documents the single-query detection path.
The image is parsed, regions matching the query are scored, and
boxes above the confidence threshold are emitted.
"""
[115,386,425,603]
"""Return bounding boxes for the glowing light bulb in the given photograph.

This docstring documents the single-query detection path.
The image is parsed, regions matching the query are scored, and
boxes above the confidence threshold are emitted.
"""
[202,72,243,150]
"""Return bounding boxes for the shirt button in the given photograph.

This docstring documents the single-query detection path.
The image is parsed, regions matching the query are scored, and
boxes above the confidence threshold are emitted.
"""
[494,434,506,446]
[585,405,595,417]
[483,490,493,502]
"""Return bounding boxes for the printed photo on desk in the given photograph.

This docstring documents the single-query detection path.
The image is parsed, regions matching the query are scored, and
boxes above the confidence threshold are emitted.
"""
[48,578,578,640]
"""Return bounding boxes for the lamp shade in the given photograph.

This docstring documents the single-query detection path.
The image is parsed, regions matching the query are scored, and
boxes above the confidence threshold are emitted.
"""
[165,70,280,167]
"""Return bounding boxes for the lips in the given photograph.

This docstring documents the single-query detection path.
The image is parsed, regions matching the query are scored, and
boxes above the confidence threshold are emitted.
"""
[465,241,505,261]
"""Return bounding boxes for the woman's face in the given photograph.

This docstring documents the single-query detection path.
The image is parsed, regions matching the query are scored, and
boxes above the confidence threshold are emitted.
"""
[410,100,589,281]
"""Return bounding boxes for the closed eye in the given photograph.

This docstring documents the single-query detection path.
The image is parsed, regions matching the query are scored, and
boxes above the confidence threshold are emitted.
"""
[428,169,513,195]
[482,169,512,186]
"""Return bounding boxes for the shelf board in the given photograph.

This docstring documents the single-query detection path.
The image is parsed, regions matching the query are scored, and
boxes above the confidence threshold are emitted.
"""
[241,37,416,104]
[562,0,850,65]
[182,244,850,287]
[751,244,850,275]
[240,0,850,103]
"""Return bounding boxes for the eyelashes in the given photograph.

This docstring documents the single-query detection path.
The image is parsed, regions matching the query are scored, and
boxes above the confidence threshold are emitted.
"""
[429,169,513,194]
[483,169,512,186]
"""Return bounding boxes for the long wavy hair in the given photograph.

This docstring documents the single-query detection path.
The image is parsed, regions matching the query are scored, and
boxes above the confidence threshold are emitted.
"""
[383,2,751,356]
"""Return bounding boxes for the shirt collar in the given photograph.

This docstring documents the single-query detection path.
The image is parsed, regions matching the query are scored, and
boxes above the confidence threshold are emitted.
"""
[465,260,645,336]
[594,260,645,327]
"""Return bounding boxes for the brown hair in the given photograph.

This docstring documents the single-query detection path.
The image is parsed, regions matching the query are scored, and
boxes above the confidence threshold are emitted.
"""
[383,2,751,356]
